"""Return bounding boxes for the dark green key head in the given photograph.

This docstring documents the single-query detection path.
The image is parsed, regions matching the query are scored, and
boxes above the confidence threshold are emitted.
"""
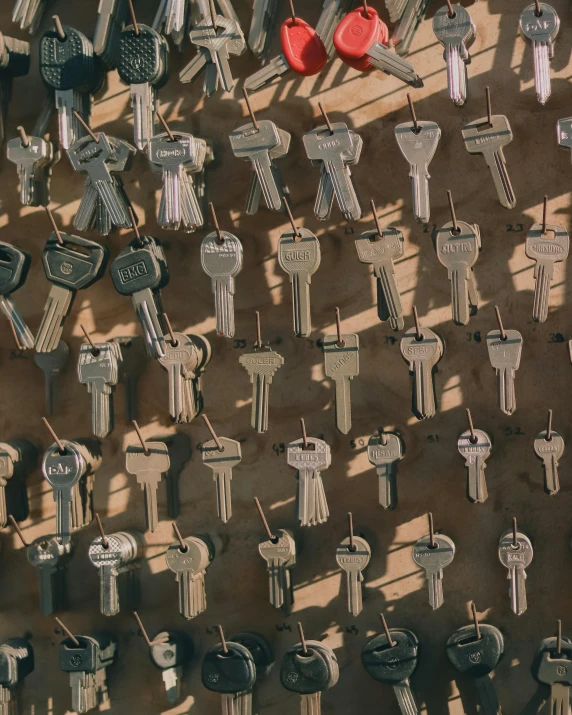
[446,624,504,678]
[117,25,166,85]
[533,637,572,686]
[42,233,108,291]
[230,632,274,680]
[361,629,419,684]
[39,26,94,91]
[280,642,334,694]
[59,636,98,673]
[201,643,256,694]
[150,631,194,670]
[110,240,162,296]
[0,638,34,686]
[0,242,31,295]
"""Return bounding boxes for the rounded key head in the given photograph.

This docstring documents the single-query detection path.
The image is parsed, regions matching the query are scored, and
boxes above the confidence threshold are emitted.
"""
[0,638,34,686]
[259,529,296,565]
[88,531,140,569]
[367,432,404,465]
[532,637,572,685]
[533,430,565,461]
[117,24,165,85]
[280,642,336,694]
[355,228,404,265]
[229,632,274,680]
[498,529,533,570]
[27,535,71,568]
[525,223,569,263]
[432,5,475,43]
[361,629,419,684]
[519,4,560,41]
[39,26,94,91]
[457,429,491,459]
[281,17,328,76]
[486,329,523,370]
[42,441,83,488]
[435,221,479,270]
[201,232,243,279]
[400,326,443,366]
[201,643,256,694]
[277,228,321,277]
[446,624,504,677]
[0,241,31,296]
[166,537,210,576]
[334,7,381,60]
[412,534,455,570]
[335,535,371,572]
[150,631,194,670]
[159,333,199,373]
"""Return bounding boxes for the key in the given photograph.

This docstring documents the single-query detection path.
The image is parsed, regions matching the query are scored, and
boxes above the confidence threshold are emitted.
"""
[228,632,274,715]
[533,427,564,495]
[126,441,170,533]
[336,535,371,616]
[0,637,34,715]
[248,0,279,58]
[94,0,128,68]
[486,326,523,416]
[202,436,242,523]
[0,241,34,349]
[280,638,339,714]
[158,333,200,424]
[34,340,69,416]
[27,534,72,616]
[35,231,108,353]
[457,428,491,503]
[533,637,572,712]
[462,113,516,209]
[287,436,331,527]
[395,121,440,224]
[161,432,192,520]
[200,228,243,338]
[519,4,559,105]
[166,534,213,619]
[498,526,533,616]
[6,133,52,206]
[434,220,480,325]
[277,227,321,338]
[239,343,284,434]
[0,438,37,527]
[525,222,569,323]
[556,117,572,160]
[367,431,404,509]
[88,530,141,616]
[323,329,359,434]
[362,627,420,715]
[42,440,86,545]
[433,5,476,106]
[400,324,443,420]
[355,226,405,330]
[78,341,122,439]
[202,639,256,713]
[112,336,147,422]
[316,0,357,56]
[259,528,296,614]
[149,631,194,705]
[412,532,455,609]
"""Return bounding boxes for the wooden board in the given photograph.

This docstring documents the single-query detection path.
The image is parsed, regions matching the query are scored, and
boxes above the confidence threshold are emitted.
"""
[1,0,572,712]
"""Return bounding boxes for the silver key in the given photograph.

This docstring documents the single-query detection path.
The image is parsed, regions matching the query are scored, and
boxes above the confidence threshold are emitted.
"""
[126,441,170,533]
[77,342,122,439]
[365,40,424,87]
[287,436,331,527]
[200,229,243,338]
[533,429,564,495]
[412,533,455,609]
[336,535,371,616]
[486,327,523,415]
[400,325,443,420]
[433,5,475,106]
[525,222,569,323]
[202,436,242,523]
[27,535,72,616]
[6,134,50,205]
[395,121,440,224]
[462,114,516,209]
[259,528,296,613]
[498,527,533,616]
[316,0,357,56]
[88,531,141,616]
[248,0,279,58]
[166,535,212,619]
[457,428,491,503]
[323,331,359,434]
[34,340,69,416]
[277,228,321,338]
[158,333,199,424]
[42,440,85,545]
[519,4,560,105]
[239,344,284,433]
[367,431,404,509]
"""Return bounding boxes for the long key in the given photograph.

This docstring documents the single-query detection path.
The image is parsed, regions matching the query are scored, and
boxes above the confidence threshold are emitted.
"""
[27,535,72,616]
[400,325,443,420]
[412,533,455,609]
[433,5,475,106]
[158,334,198,423]
[367,431,404,509]
[200,229,243,338]
[525,222,569,323]
[533,428,564,495]
[126,441,170,532]
[457,428,491,503]
[258,529,296,613]
[166,536,211,619]
[42,441,84,545]
[202,436,242,523]
[287,437,331,527]
[498,528,533,616]
[239,344,284,433]
[336,535,371,616]
[519,4,559,105]
[486,328,523,415]
[323,331,359,434]
[88,531,140,616]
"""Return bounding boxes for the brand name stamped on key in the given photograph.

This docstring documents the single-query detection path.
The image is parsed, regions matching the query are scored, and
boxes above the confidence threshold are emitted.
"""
[405,345,431,356]
[284,250,311,261]
[441,242,473,253]
[329,352,353,371]
[317,139,341,150]
[536,444,560,452]
[529,242,564,255]
[370,449,398,459]
[119,261,148,283]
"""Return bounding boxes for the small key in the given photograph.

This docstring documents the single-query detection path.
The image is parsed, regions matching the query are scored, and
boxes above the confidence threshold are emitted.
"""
[77,341,122,439]
[88,530,141,616]
[158,333,199,424]
[412,532,455,609]
[259,528,296,614]
[395,121,440,224]
[525,222,569,323]
[498,527,533,616]
[27,534,72,616]
[280,639,339,714]
[400,324,444,420]
[125,441,170,533]
[519,4,560,105]
[433,5,476,106]
[149,631,194,705]
[462,114,516,209]
[202,435,242,523]
[323,330,359,434]
[336,535,371,617]
[457,428,491,503]
[534,637,572,712]
[0,637,34,715]
[533,428,564,495]
[166,534,213,619]
[486,327,523,416]
[287,436,331,527]
[239,343,284,433]
[367,431,404,509]
[228,631,274,715]
[42,440,86,545]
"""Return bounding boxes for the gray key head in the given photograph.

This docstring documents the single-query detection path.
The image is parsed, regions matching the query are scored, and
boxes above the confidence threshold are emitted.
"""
[367,432,404,466]
[433,5,475,44]
[42,441,84,488]
[259,528,296,565]
[159,333,199,373]
[148,132,198,169]
[533,430,564,460]
[462,114,513,155]
[335,535,371,572]
[323,333,359,378]
[486,329,523,370]
[192,15,245,56]
[519,4,560,43]
[6,136,50,167]
[88,531,141,569]
[126,442,170,476]
[498,529,533,570]
[394,121,441,167]
[525,223,569,264]
[229,120,280,159]
[200,231,243,278]
[303,122,353,162]
[556,118,572,150]
[27,535,72,568]
[166,536,210,575]
[458,429,491,460]
[400,326,443,368]
[355,227,404,265]
[34,339,69,372]
[412,533,455,570]
[434,220,479,270]
[67,133,114,174]
[202,436,242,469]
[77,343,120,386]
[287,437,331,470]
[277,228,321,277]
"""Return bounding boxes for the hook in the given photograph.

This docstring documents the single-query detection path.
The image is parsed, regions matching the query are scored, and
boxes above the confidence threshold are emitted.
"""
[370,199,383,238]
[94,513,109,550]
[378,426,388,446]
[55,617,79,646]
[335,307,345,348]
[471,602,481,640]
[428,512,436,549]
[241,87,259,131]
[283,196,302,239]
[318,102,334,135]
[172,522,188,552]
[447,190,459,234]
[466,408,477,444]
[534,0,542,15]
[133,611,168,647]
[255,311,262,349]
[17,126,29,148]
[202,414,224,452]
[348,512,355,552]
[557,619,562,656]
[42,417,66,454]
[300,417,308,449]
[297,621,308,655]
[157,111,175,142]
[132,420,150,456]
[542,195,548,235]
[8,515,29,548]
[208,0,218,30]
[80,325,100,357]
[289,0,298,21]
[485,87,492,128]
[254,497,277,542]
[163,313,178,347]
[209,202,224,244]
[44,207,64,245]
[218,624,228,654]
[127,0,139,34]
[406,94,419,133]
[494,305,507,341]
[52,15,66,40]
[512,517,518,548]
[445,0,455,18]
[379,613,396,647]
[412,305,422,341]
[72,110,99,143]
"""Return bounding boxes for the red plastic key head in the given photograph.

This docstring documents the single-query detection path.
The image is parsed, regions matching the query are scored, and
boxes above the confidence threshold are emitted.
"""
[337,16,389,71]
[281,17,328,77]
[334,6,387,65]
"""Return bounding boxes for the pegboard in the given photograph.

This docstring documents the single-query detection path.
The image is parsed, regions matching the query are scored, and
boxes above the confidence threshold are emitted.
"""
[1,0,572,713]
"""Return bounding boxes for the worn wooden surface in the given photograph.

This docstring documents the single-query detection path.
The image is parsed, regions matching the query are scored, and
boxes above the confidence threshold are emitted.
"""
[1,0,572,712]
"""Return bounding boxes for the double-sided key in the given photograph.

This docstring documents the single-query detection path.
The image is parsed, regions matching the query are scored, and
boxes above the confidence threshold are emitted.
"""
[412,530,455,609]
[367,431,404,509]
[287,436,331,527]
[78,341,122,439]
[88,530,141,616]
[42,440,85,545]
[462,113,516,209]
[35,232,108,353]
[280,638,339,713]
[0,637,34,715]
[315,0,358,57]
[457,428,491,503]
[395,120,440,224]
[400,324,444,420]
[27,534,73,616]
[202,435,242,523]
[239,341,284,433]
[533,425,564,495]
[6,132,59,207]
[126,441,170,532]
[323,327,359,434]
[433,5,476,106]
[519,4,560,105]
[498,526,533,616]
[486,324,523,415]
[166,534,213,619]
[355,226,405,330]
[525,221,569,323]
[533,636,572,712]
[278,228,321,338]
[259,528,296,614]
[336,535,371,616]
[0,241,34,349]
[248,0,279,58]
[158,333,200,424]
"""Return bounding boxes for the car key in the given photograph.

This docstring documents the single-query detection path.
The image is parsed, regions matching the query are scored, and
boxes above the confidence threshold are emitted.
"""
[412,520,455,609]
[88,530,142,616]
[323,318,359,434]
[126,440,170,533]
[287,433,331,527]
[280,636,339,714]
[433,5,476,106]
[519,3,559,105]
[533,411,564,495]
[258,527,296,614]
[202,432,241,524]
[498,523,533,616]
[367,430,404,509]
[336,533,371,616]
[533,635,572,712]
[149,630,194,705]
[525,220,569,323]
[166,533,214,619]
[0,240,34,349]
[486,311,523,416]
[0,637,34,715]
[229,631,274,715]
[400,319,444,420]
[27,534,73,616]
[457,422,492,504]
[201,637,256,713]
[34,340,69,416]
